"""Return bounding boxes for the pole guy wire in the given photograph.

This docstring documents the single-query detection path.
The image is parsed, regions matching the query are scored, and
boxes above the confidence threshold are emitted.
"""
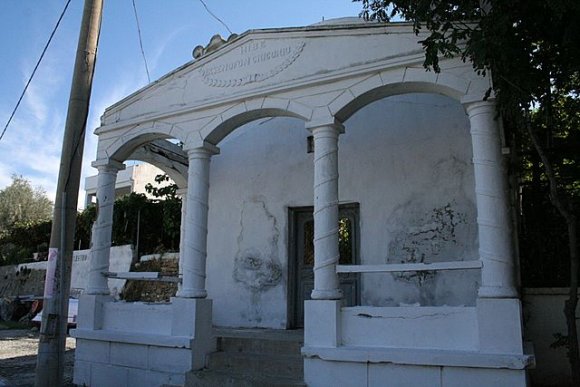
[0,0,72,142]
[198,0,233,35]
[131,0,151,83]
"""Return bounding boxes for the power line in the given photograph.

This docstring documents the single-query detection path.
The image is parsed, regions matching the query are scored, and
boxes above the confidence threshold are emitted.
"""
[198,0,233,35]
[0,0,72,143]
[132,0,151,83]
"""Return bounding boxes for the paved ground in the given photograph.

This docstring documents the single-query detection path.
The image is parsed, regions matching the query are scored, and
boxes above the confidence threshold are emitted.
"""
[0,329,75,386]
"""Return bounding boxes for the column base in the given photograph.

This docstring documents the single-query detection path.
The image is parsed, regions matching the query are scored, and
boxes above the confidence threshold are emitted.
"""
[478,285,518,299]
[171,297,216,369]
[305,300,341,347]
[85,287,111,296]
[176,288,207,299]
[76,294,113,330]
[477,297,524,354]
[311,288,343,300]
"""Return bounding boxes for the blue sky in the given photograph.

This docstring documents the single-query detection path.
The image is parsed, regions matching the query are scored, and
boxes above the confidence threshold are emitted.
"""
[0,0,362,207]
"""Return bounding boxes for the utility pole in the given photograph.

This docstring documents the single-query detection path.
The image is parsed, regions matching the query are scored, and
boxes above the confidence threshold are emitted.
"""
[35,1,103,385]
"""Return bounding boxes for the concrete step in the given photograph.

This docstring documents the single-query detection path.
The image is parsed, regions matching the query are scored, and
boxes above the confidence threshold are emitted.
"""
[213,328,303,343]
[187,369,306,387]
[218,336,303,355]
[207,351,303,378]
[185,329,305,387]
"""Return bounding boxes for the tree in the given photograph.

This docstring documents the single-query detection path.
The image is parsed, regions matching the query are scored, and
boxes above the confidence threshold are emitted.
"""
[0,175,53,265]
[355,0,580,383]
[145,173,178,199]
[145,174,181,251]
[0,175,53,237]
[74,174,182,258]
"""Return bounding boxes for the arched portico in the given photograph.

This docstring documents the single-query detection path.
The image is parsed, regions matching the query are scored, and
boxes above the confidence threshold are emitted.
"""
[128,140,188,189]
[329,79,517,300]
[198,104,311,147]
[75,19,530,387]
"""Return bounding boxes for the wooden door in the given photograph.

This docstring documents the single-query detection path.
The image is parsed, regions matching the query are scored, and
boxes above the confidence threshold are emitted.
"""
[288,204,360,328]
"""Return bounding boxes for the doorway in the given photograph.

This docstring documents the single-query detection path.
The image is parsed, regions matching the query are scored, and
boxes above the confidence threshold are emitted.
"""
[288,203,360,328]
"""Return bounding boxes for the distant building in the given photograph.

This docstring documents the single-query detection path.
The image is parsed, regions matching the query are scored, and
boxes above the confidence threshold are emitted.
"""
[84,163,170,207]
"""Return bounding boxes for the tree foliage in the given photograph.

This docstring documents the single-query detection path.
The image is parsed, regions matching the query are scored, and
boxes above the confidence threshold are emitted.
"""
[0,175,53,238]
[75,174,182,257]
[0,176,53,265]
[355,1,580,112]
[145,173,178,199]
[73,193,181,257]
[0,220,51,265]
[2,174,182,266]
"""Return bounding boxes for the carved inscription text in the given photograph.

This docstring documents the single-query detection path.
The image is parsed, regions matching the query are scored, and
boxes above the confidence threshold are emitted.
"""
[200,40,305,88]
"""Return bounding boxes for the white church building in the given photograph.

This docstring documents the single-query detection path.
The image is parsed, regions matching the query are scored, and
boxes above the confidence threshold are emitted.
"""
[72,18,534,386]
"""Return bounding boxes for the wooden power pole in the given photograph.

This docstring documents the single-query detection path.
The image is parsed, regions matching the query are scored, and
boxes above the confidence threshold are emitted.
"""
[35,1,103,385]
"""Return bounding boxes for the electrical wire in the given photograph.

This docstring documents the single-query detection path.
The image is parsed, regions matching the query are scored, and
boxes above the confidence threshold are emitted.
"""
[131,0,151,83]
[0,0,72,142]
[198,0,233,35]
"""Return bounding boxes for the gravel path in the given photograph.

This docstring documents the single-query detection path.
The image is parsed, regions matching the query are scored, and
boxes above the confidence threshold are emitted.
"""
[0,329,75,386]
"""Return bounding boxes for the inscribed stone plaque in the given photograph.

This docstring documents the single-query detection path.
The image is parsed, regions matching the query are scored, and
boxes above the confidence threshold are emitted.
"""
[200,39,305,88]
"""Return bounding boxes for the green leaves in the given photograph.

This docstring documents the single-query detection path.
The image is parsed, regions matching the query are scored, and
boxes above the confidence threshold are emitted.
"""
[144,173,178,199]
[0,175,53,239]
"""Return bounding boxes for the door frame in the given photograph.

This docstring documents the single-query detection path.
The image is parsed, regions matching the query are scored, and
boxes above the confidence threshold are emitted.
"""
[287,203,360,329]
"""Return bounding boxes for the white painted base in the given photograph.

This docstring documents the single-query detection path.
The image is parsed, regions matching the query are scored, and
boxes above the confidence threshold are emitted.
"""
[72,297,216,386]
[303,300,532,387]
[341,306,478,350]
[304,357,529,387]
[73,339,189,387]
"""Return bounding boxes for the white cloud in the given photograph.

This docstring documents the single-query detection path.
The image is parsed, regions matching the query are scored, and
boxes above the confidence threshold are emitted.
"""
[147,25,191,77]
[0,19,178,210]
[0,53,68,203]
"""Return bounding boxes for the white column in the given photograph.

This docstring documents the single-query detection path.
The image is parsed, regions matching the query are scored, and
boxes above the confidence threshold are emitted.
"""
[464,99,517,298]
[177,142,219,298]
[308,119,344,300]
[176,187,187,294]
[87,160,124,295]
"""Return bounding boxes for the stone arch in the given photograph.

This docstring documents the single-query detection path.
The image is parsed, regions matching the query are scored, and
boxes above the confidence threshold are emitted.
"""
[128,140,188,188]
[96,123,188,188]
[329,67,490,122]
[200,98,312,146]
[102,121,186,163]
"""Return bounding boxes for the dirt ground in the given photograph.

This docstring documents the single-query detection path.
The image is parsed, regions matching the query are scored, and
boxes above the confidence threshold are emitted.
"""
[0,329,75,386]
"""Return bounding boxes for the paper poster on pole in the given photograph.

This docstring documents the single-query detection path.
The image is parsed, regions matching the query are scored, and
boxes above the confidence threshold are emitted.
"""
[43,248,58,299]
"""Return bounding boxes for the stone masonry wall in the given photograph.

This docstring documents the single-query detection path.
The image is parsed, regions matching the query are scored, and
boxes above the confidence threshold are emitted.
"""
[122,258,178,302]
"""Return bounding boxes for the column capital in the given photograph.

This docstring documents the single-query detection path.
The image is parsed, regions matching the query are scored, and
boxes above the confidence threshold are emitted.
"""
[183,141,220,157]
[306,117,345,134]
[461,95,496,113]
[91,159,125,173]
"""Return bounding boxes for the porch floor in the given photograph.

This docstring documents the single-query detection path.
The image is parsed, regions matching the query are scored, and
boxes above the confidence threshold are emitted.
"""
[186,328,305,386]
[213,327,304,342]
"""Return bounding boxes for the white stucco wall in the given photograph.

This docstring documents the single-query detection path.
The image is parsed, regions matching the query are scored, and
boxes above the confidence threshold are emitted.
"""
[206,92,478,329]
[70,245,133,298]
